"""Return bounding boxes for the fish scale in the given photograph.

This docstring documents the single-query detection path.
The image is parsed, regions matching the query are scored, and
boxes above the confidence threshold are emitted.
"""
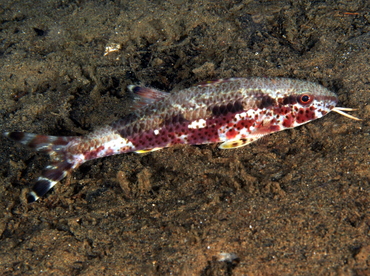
[4,77,360,203]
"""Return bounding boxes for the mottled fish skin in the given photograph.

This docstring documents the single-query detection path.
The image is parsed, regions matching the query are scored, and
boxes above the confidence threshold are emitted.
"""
[4,78,342,202]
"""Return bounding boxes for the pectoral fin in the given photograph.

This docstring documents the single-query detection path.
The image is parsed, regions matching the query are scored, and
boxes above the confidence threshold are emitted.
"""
[218,136,262,149]
[135,147,163,154]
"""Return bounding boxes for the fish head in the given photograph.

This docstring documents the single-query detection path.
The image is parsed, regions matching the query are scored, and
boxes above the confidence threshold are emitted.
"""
[274,81,338,128]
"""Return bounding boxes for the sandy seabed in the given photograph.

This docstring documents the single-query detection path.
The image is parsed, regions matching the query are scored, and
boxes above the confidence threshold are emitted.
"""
[0,0,369,275]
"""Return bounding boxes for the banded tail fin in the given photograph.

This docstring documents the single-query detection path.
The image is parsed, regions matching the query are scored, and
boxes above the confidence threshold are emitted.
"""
[4,132,77,203]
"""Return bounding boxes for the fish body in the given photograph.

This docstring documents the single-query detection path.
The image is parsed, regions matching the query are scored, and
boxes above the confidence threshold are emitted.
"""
[4,77,358,203]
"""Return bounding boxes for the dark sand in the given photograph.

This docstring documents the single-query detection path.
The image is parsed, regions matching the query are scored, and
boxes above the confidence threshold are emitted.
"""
[0,0,369,275]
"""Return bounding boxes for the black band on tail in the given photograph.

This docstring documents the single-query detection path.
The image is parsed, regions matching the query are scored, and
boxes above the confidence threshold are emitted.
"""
[27,161,73,203]
[27,179,56,203]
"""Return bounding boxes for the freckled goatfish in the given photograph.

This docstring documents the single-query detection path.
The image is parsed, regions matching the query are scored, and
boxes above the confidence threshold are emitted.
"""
[4,77,360,203]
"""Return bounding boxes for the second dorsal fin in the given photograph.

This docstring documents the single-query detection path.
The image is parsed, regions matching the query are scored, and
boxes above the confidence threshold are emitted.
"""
[128,85,170,111]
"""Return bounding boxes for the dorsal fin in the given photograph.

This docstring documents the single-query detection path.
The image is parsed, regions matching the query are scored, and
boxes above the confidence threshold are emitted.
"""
[128,85,169,111]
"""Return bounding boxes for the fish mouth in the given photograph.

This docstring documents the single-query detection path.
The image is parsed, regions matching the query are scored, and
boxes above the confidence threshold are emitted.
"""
[331,107,361,121]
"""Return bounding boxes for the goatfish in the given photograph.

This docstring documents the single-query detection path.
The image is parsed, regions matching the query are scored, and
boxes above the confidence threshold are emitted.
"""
[4,78,360,203]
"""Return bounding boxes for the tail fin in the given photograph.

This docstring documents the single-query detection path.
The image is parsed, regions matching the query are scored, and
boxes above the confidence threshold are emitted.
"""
[4,132,77,203]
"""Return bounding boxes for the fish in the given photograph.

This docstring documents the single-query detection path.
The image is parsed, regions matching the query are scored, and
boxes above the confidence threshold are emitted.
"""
[4,77,360,203]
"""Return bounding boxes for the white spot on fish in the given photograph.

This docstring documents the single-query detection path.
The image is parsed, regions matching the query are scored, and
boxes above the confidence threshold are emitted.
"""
[188,119,207,129]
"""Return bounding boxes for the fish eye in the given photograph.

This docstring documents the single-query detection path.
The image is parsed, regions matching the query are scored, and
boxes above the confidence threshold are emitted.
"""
[298,94,313,105]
